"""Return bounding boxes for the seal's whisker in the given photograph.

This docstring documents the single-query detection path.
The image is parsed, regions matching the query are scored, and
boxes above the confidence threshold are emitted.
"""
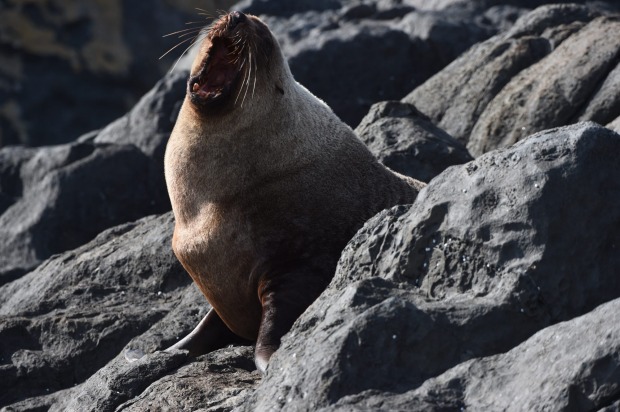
[170,29,203,41]
[163,26,203,38]
[168,31,206,73]
[160,36,199,60]
[231,36,244,47]
[195,8,215,18]
[241,50,252,108]
[176,30,203,40]
[251,45,257,100]
[234,55,249,106]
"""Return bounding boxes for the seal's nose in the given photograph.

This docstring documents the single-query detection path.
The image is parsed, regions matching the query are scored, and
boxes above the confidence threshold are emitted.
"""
[229,11,247,27]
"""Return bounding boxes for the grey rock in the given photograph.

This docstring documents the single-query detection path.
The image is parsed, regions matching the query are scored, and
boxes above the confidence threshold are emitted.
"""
[405,4,620,156]
[601,399,620,412]
[0,0,234,147]
[577,61,620,125]
[328,296,620,411]
[239,1,524,127]
[282,21,436,127]
[355,101,473,182]
[0,143,154,284]
[93,71,187,159]
[468,15,620,156]
[234,0,346,16]
[0,213,197,408]
[505,2,597,39]
[608,115,620,134]
[117,347,259,412]
[0,388,73,412]
[4,2,620,410]
[245,122,620,410]
[54,351,190,412]
[397,4,528,72]
[0,71,186,285]
[403,4,599,147]
[404,0,466,11]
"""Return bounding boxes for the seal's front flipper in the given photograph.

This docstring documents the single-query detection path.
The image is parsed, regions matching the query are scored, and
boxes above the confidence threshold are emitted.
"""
[167,308,247,356]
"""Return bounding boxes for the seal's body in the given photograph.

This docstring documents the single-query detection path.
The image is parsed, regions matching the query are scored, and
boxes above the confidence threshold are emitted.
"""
[164,11,425,372]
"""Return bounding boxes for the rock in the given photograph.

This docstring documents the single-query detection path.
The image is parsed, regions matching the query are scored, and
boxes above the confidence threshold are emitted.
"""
[113,347,259,412]
[0,71,186,285]
[49,347,257,412]
[0,213,200,408]
[404,4,620,156]
[93,70,187,160]
[55,351,190,412]
[244,122,620,410]
[397,3,528,72]
[236,0,527,127]
[3,2,620,410]
[0,211,259,411]
[233,0,345,16]
[403,3,601,147]
[328,296,620,410]
[576,61,620,125]
[608,115,620,134]
[0,0,234,147]
[355,101,473,182]
[468,15,620,156]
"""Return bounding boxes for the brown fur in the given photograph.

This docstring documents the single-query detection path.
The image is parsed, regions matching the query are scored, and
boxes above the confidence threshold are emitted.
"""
[164,11,425,372]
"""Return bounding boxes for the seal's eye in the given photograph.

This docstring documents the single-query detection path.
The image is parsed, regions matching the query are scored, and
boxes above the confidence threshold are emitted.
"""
[189,38,240,103]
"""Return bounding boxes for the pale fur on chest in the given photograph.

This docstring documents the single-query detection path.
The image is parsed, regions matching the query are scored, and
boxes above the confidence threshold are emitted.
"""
[163,78,383,336]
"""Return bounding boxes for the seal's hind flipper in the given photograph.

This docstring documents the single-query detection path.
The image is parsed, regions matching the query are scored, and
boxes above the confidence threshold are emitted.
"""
[167,308,248,356]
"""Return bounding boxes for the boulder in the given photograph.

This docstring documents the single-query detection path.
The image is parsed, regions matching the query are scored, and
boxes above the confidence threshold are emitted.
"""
[327,296,620,410]
[355,101,473,182]
[468,15,620,156]
[404,4,620,155]
[0,213,197,408]
[0,71,186,285]
[608,115,620,134]
[236,0,529,127]
[245,122,620,410]
[109,347,258,412]
[0,0,234,147]
[3,2,620,411]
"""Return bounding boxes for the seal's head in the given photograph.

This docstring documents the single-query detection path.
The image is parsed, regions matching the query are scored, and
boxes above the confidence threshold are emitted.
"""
[187,11,287,117]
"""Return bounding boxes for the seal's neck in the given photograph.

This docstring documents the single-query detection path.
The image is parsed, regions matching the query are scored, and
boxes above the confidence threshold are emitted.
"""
[164,94,314,224]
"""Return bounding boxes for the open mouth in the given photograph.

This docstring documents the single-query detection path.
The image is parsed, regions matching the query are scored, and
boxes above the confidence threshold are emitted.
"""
[188,37,241,105]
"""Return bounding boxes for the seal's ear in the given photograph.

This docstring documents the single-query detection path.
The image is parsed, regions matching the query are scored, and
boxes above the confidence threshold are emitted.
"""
[275,84,285,95]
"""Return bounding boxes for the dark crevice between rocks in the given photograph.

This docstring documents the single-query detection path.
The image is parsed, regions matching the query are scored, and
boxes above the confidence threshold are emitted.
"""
[0,267,31,287]
[596,395,620,411]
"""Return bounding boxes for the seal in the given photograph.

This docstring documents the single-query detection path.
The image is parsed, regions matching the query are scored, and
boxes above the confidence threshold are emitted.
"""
[164,11,425,373]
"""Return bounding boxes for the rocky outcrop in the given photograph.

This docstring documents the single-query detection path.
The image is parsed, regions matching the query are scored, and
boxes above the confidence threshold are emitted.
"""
[0,213,194,407]
[0,0,234,147]
[609,115,620,134]
[57,347,259,412]
[355,101,473,182]
[326,296,620,410]
[0,71,185,285]
[246,121,620,411]
[236,0,531,127]
[404,3,620,156]
[2,1,620,411]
